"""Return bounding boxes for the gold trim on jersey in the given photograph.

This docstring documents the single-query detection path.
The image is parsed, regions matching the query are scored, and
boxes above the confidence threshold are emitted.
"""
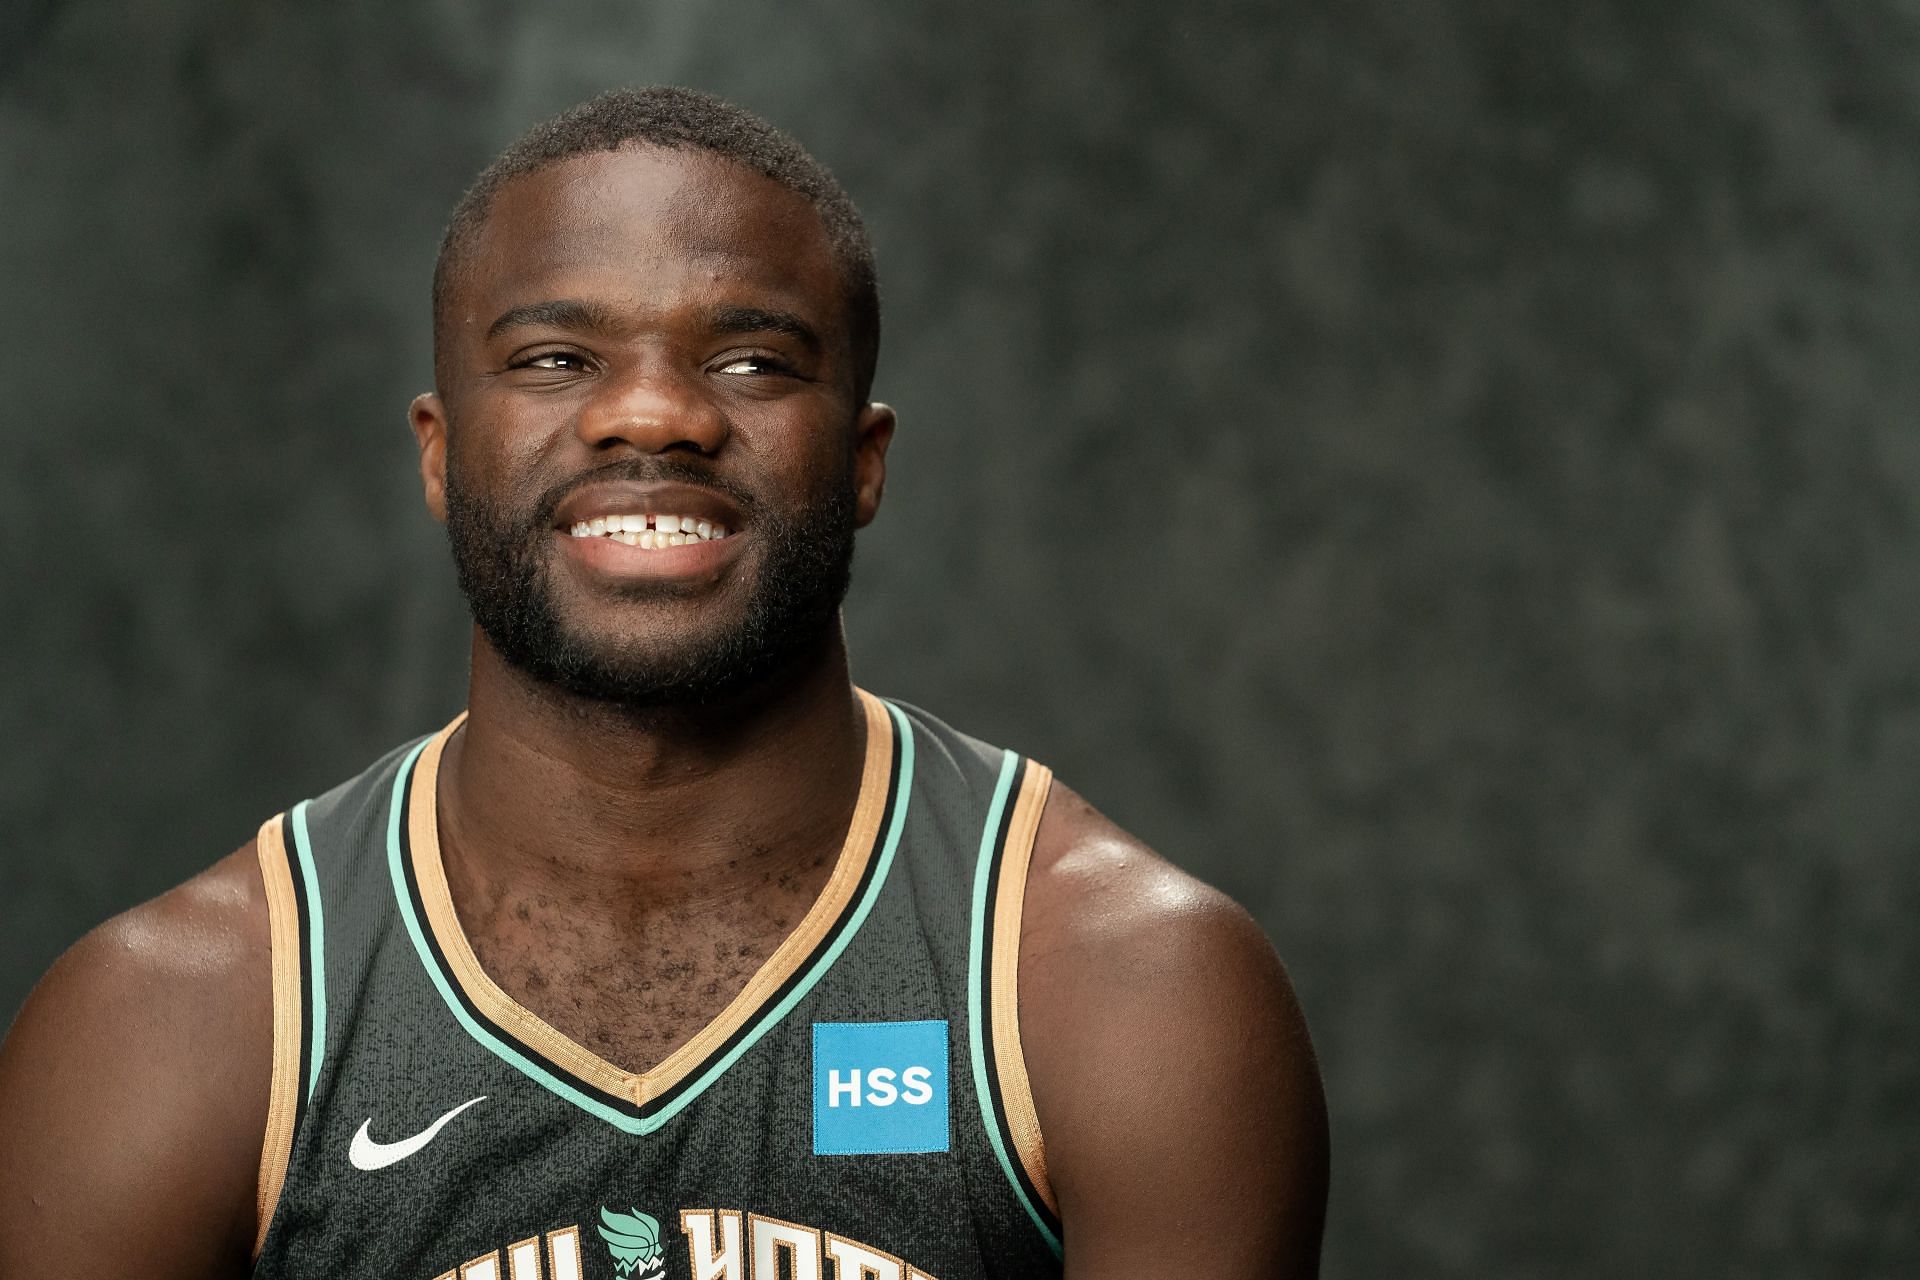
[991,761,1059,1218]
[407,689,897,1109]
[681,1208,746,1280]
[749,1212,825,1280]
[253,813,301,1258]
[545,1226,585,1280]
[824,1229,910,1280]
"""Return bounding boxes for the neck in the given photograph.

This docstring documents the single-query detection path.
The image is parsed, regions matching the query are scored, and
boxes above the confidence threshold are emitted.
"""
[438,623,868,909]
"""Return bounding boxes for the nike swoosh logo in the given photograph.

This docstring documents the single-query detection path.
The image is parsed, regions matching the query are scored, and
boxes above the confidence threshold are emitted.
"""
[347,1096,488,1171]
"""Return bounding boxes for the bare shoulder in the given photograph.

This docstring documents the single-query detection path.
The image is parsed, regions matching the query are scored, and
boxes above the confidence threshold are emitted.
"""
[2,841,271,1059]
[1019,779,1329,1278]
[0,841,271,1277]
[1024,780,1277,971]
[1023,780,1310,1044]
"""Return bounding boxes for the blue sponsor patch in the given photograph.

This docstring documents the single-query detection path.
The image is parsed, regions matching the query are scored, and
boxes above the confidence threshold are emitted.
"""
[812,1020,950,1156]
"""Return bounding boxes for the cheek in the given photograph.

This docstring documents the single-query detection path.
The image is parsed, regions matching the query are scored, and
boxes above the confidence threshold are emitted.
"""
[446,412,559,504]
[764,416,859,495]
[751,448,851,521]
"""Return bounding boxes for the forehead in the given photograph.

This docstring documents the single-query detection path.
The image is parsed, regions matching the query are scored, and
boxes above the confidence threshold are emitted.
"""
[455,144,844,334]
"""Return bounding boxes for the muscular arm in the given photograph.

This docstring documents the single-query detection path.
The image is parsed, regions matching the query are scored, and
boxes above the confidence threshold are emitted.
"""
[0,845,270,1278]
[1022,785,1329,1278]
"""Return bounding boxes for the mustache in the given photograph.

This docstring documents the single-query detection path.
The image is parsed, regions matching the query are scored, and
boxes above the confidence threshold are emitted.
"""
[528,457,762,530]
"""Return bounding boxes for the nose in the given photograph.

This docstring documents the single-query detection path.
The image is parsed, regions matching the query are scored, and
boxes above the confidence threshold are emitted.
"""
[574,360,729,456]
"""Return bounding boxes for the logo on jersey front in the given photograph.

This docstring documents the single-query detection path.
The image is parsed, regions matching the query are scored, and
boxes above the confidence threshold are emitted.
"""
[347,1095,489,1171]
[811,1020,949,1156]
[597,1207,665,1277]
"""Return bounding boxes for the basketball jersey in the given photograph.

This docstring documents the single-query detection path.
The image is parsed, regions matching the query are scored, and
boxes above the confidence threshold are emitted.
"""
[249,691,1063,1280]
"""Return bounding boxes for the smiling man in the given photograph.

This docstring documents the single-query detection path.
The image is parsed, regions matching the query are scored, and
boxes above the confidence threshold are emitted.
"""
[0,89,1327,1279]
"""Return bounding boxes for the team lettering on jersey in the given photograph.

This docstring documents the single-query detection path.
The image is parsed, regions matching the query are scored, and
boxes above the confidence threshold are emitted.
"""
[430,1208,939,1280]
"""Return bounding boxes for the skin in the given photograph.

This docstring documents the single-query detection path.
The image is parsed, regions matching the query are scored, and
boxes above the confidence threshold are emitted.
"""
[0,144,1327,1277]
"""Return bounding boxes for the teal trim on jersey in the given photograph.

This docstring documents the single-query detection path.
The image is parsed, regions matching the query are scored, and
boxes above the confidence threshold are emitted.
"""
[385,703,918,1135]
[647,698,917,1130]
[288,800,327,1102]
[967,750,1064,1258]
[383,739,646,1131]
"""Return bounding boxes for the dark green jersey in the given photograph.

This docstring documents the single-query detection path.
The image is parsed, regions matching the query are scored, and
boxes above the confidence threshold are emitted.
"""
[250,691,1063,1280]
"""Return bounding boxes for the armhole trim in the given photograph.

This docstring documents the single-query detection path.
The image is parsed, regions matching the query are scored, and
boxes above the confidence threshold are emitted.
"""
[969,753,1064,1257]
[253,811,312,1258]
[991,760,1057,1214]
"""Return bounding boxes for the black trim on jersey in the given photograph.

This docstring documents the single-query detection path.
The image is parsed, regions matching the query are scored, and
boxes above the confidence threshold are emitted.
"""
[391,770,633,1113]
[976,758,1064,1240]
[280,811,316,1127]
[393,722,906,1123]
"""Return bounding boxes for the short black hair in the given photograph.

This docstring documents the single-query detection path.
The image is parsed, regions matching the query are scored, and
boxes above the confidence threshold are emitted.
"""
[432,86,880,402]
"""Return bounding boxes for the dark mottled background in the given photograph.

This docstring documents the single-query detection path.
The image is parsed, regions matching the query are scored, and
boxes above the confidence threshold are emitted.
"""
[3,1,1915,1274]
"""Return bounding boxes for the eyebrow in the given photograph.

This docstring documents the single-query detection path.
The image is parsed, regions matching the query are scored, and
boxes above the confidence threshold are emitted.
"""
[706,305,822,354]
[484,297,825,353]
[484,298,630,341]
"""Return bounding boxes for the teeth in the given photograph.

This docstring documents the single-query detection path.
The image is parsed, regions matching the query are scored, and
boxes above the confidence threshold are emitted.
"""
[565,514,734,545]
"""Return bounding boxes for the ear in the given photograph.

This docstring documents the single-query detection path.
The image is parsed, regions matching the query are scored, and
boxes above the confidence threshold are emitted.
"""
[852,401,897,529]
[409,392,450,523]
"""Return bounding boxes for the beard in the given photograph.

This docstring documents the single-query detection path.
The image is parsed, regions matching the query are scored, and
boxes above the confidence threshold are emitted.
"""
[443,449,858,710]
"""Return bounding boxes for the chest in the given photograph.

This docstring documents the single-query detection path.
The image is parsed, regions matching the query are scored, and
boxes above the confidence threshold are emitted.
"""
[458,867,830,1073]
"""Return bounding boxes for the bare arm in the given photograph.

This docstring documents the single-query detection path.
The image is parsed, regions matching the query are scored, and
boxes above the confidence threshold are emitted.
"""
[1022,784,1329,1278]
[0,844,270,1278]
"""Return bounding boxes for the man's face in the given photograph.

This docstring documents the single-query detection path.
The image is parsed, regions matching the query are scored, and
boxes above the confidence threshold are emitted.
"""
[412,145,893,707]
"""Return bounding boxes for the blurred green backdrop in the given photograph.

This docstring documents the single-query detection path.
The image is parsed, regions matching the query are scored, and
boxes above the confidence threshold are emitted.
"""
[2,1,1915,1274]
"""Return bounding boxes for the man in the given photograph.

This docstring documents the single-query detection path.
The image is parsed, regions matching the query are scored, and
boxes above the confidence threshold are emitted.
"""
[0,88,1327,1278]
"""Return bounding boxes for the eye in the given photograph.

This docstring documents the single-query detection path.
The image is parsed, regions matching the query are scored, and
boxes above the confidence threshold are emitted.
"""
[713,353,796,377]
[508,350,592,372]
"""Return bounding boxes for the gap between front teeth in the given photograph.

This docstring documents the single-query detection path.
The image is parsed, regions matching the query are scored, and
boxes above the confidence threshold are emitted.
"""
[567,513,730,548]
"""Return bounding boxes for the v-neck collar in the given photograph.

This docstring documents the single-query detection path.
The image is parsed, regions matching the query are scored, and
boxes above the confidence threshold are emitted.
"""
[384,688,913,1132]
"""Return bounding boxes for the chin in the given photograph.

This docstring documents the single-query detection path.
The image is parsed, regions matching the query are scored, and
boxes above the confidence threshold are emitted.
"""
[514,616,824,711]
